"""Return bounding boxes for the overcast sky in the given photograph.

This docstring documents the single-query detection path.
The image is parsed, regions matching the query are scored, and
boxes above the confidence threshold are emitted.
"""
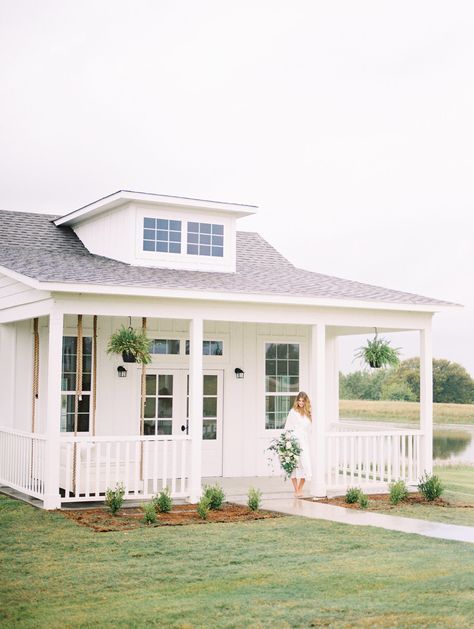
[1,1,473,375]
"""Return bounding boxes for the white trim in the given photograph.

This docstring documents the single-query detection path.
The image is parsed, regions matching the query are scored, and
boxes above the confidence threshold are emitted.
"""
[54,191,256,226]
[0,265,458,314]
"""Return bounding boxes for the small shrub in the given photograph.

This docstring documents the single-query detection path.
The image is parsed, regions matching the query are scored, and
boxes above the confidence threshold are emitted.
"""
[153,488,173,513]
[142,501,157,524]
[418,473,444,501]
[105,482,125,514]
[345,487,361,504]
[247,487,262,512]
[203,484,225,510]
[197,495,211,520]
[358,492,369,509]
[389,480,409,505]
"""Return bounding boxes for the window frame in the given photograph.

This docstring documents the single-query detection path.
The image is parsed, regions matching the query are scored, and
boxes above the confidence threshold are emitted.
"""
[258,335,308,436]
[60,335,93,434]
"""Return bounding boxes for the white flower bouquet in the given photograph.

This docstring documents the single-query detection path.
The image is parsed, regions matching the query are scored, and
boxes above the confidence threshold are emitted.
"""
[267,430,302,479]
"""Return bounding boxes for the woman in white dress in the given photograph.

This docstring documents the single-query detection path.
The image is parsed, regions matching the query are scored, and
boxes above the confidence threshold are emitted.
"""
[284,391,312,497]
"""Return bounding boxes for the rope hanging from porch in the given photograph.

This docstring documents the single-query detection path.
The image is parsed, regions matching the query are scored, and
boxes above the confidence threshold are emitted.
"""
[92,315,97,437]
[140,316,147,480]
[72,314,83,494]
[31,317,40,433]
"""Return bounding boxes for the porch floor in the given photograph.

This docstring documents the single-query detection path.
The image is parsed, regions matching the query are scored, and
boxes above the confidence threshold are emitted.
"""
[1,476,395,510]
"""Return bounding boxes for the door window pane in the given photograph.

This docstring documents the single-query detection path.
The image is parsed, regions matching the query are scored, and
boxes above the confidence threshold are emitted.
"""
[146,374,156,395]
[144,398,156,418]
[158,398,173,418]
[203,375,218,395]
[203,420,217,440]
[157,421,172,435]
[203,397,217,418]
[158,375,173,395]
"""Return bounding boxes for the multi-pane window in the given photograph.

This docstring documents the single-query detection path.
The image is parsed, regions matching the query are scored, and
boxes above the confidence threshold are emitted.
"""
[186,375,218,440]
[61,336,92,432]
[265,343,299,430]
[149,339,180,355]
[143,374,173,435]
[185,340,223,356]
[143,218,182,253]
[187,222,224,257]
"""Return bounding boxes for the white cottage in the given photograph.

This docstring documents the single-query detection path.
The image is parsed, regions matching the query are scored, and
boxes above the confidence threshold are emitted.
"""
[0,191,454,509]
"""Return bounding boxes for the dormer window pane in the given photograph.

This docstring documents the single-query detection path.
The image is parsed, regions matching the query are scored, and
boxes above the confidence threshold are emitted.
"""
[143,217,181,254]
[187,222,224,257]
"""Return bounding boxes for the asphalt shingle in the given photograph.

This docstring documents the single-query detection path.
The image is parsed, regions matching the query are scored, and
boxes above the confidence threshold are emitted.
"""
[0,209,454,307]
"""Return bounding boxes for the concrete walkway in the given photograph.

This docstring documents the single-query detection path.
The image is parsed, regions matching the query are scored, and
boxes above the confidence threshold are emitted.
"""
[213,477,474,544]
[256,496,474,544]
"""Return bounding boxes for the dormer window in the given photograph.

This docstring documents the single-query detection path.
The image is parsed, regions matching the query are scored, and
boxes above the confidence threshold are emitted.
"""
[143,218,182,253]
[187,222,224,257]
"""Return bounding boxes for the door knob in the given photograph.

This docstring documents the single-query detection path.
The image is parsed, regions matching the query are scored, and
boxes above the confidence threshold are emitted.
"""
[181,425,186,432]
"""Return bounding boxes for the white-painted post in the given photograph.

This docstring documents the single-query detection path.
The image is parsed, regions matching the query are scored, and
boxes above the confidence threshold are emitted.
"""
[188,317,203,502]
[325,332,339,427]
[0,323,16,427]
[43,310,63,510]
[420,324,433,475]
[310,324,327,497]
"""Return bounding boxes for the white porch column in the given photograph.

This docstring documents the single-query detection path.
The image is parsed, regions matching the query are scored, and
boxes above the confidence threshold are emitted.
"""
[0,323,16,427]
[325,332,339,428]
[188,317,203,502]
[43,310,63,510]
[420,324,433,475]
[310,324,327,497]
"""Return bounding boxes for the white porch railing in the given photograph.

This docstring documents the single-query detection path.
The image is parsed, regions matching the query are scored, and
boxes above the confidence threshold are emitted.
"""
[60,435,191,502]
[0,427,46,500]
[326,430,422,489]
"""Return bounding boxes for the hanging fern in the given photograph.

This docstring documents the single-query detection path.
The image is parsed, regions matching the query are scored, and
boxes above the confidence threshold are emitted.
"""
[107,325,152,365]
[355,331,400,369]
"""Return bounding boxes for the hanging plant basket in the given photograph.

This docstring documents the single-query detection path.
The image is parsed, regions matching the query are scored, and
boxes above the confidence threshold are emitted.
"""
[107,325,152,365]
[355,330,401,369]
[121,350,137,363]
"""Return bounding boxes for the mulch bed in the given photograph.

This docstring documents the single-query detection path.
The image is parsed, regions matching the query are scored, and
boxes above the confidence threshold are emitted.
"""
[61,502,281,532]
[313,492,473,511]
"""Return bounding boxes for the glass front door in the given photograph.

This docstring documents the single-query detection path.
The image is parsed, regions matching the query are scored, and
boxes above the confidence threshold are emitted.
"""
[142,369,223,476]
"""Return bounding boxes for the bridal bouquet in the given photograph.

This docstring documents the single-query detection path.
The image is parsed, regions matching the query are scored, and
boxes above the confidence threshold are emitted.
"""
[267,430,302,478]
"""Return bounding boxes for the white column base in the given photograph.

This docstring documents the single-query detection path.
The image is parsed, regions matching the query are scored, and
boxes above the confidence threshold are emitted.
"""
[43,494,61,510]
[310,480,327,498]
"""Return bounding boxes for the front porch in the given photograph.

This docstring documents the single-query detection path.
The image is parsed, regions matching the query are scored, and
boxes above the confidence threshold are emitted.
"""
[0,294,434,509]
[0,424,424,506]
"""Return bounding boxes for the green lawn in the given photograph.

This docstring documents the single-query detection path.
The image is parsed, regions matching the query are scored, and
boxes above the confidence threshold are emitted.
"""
[1,495,474,628]
[340,399,474,425]
[371,465,474,526]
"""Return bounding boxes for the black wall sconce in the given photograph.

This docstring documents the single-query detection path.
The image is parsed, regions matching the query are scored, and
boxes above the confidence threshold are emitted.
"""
[117,365,128,378]
[234,367,244,379]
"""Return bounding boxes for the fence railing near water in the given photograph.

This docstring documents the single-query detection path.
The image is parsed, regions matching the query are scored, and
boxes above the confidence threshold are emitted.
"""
[60,434,191,502]
[0,426,46,499]
[326,430,422,488]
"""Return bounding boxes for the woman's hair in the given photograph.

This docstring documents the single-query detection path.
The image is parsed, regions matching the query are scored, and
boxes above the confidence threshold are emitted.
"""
[292,391,312,420]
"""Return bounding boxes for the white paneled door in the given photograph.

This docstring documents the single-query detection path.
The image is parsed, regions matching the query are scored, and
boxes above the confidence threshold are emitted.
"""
[143,369,223,476]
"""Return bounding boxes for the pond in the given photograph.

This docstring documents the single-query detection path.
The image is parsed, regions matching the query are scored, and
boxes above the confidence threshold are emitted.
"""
[434,427,474,465]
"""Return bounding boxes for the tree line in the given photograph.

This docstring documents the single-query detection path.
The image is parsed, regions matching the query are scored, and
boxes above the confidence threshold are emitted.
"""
[340,358,474,404]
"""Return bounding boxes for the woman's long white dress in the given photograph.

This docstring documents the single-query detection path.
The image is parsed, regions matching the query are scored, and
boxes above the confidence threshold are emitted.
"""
[284,408,312,480]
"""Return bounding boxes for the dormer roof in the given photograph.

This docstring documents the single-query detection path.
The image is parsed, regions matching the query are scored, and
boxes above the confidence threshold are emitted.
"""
[53,190,257,227]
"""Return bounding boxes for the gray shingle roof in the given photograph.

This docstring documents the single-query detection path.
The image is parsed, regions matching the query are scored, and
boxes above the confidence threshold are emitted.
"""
[0,209,454,307]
